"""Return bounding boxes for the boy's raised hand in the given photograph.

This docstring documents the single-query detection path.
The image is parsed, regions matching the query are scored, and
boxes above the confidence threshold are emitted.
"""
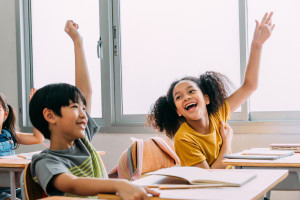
[65,20,81,42]
[252,12,275,46]
[64,19,92,113]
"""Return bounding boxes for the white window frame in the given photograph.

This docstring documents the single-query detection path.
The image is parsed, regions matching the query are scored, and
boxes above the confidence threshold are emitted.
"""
[112,0,247,123]
[16,0,300,134]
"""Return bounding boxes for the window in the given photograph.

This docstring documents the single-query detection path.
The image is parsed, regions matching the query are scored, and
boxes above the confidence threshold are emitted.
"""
[17,0,300,132]
[114,0,242,122]
[22,0,102,122]
[248,0,300,120]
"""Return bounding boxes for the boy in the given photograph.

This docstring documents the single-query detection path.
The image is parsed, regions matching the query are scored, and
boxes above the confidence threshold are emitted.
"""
[29,20,159,199]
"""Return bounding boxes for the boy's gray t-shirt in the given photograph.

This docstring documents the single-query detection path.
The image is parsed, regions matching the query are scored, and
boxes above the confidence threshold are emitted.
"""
[31,114,107,197]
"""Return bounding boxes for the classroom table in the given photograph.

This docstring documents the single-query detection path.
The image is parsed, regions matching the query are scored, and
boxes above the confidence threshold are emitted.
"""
[222,153,300,199]
[42,197,91,200]
[0,158,31,200]
[98,169,288,200]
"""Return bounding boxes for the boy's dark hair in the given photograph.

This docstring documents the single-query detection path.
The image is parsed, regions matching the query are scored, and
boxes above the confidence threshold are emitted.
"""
[147,71,234,138]
[0,93,20,149]
[29,83,86,139]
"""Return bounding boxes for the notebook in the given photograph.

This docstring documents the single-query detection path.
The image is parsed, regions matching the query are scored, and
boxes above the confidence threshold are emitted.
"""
[224,148,294,160]
[270,144,300,152]
[141,166,256,189]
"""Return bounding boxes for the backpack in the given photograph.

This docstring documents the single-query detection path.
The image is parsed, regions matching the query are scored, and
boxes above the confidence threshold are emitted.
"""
[108,137,180,181]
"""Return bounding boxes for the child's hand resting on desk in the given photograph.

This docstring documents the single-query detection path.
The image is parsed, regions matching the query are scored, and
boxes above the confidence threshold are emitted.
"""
[117,179,160,200]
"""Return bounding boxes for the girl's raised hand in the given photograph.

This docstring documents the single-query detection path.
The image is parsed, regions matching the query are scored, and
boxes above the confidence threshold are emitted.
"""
[64,20,81,42]
[252,12,275,46]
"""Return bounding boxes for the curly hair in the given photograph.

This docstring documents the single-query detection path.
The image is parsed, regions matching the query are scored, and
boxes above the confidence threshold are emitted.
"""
[147,77,198,138]
[199,71,234,115]
[0,93,20,149]
[147,72,234,138]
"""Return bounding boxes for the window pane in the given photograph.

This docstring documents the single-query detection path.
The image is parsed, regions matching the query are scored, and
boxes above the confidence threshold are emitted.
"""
[120,0,240,115]
[248,0,300,111]
[31,0,102,117]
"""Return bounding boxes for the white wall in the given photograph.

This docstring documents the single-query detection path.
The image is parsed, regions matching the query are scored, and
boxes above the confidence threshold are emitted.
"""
[1,0,300,199]
[0,0,19,112]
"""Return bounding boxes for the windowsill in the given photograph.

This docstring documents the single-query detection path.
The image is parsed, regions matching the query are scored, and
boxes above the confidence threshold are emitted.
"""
[99,120,300,134]
[19,120,300,135]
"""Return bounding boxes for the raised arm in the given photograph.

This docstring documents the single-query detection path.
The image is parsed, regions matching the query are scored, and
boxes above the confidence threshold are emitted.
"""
[228,12,275,113]
[64,20,92,114]
[17,88,44,145]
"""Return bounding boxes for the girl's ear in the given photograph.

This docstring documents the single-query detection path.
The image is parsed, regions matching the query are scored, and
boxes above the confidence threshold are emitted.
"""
[43,108,56,124]
[204,94,210,105]
[176,109,182,117]
[3,110,9,121]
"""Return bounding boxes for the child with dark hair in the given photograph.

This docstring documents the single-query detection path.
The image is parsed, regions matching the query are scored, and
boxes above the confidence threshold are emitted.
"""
[29,20,159,199]
[147,12,275,169]
[0,90,44,200]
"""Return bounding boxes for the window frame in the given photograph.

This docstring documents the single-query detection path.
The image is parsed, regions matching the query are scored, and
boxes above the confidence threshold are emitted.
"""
[112,0,247,123]
[17,0,106,130]
[16,0,300,134]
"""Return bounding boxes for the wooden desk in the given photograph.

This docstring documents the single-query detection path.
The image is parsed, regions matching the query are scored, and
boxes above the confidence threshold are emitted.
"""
[98,169,288,200]
[222,153,300,191]
[41,197,91,200]
[0,158,31,200]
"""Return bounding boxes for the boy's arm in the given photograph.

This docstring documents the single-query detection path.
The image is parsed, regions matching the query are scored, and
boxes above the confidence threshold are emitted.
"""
[228,12,275,113]
[52,173,160,199]
[65,20,92,114]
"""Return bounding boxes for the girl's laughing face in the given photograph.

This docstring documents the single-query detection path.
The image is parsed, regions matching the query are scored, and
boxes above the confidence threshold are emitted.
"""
[173,80,209,121]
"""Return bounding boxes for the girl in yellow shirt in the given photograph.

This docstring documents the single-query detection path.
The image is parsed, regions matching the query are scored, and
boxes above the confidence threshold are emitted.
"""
[147,12,275,169]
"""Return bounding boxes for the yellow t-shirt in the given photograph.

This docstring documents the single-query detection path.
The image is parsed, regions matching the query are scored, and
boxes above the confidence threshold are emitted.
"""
[174,100,231,166]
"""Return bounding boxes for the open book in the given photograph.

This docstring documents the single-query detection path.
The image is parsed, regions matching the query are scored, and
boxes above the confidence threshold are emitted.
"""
[224,148,294,160]
[142,166,256,188]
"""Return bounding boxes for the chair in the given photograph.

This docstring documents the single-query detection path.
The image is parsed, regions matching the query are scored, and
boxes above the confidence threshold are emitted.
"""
[20,163,44,200]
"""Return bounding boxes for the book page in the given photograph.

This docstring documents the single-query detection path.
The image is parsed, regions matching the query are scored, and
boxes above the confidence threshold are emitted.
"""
[147,166,208,183]
[147,167,256,186]
[132,174,226,189]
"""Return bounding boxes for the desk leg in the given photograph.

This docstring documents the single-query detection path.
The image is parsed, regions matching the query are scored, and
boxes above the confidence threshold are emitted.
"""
[264,191,271,200]
[10,171,16,200]
[234,166,242,169]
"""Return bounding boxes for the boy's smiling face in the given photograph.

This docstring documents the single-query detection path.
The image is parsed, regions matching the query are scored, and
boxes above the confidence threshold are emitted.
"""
[54,100,88,141]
